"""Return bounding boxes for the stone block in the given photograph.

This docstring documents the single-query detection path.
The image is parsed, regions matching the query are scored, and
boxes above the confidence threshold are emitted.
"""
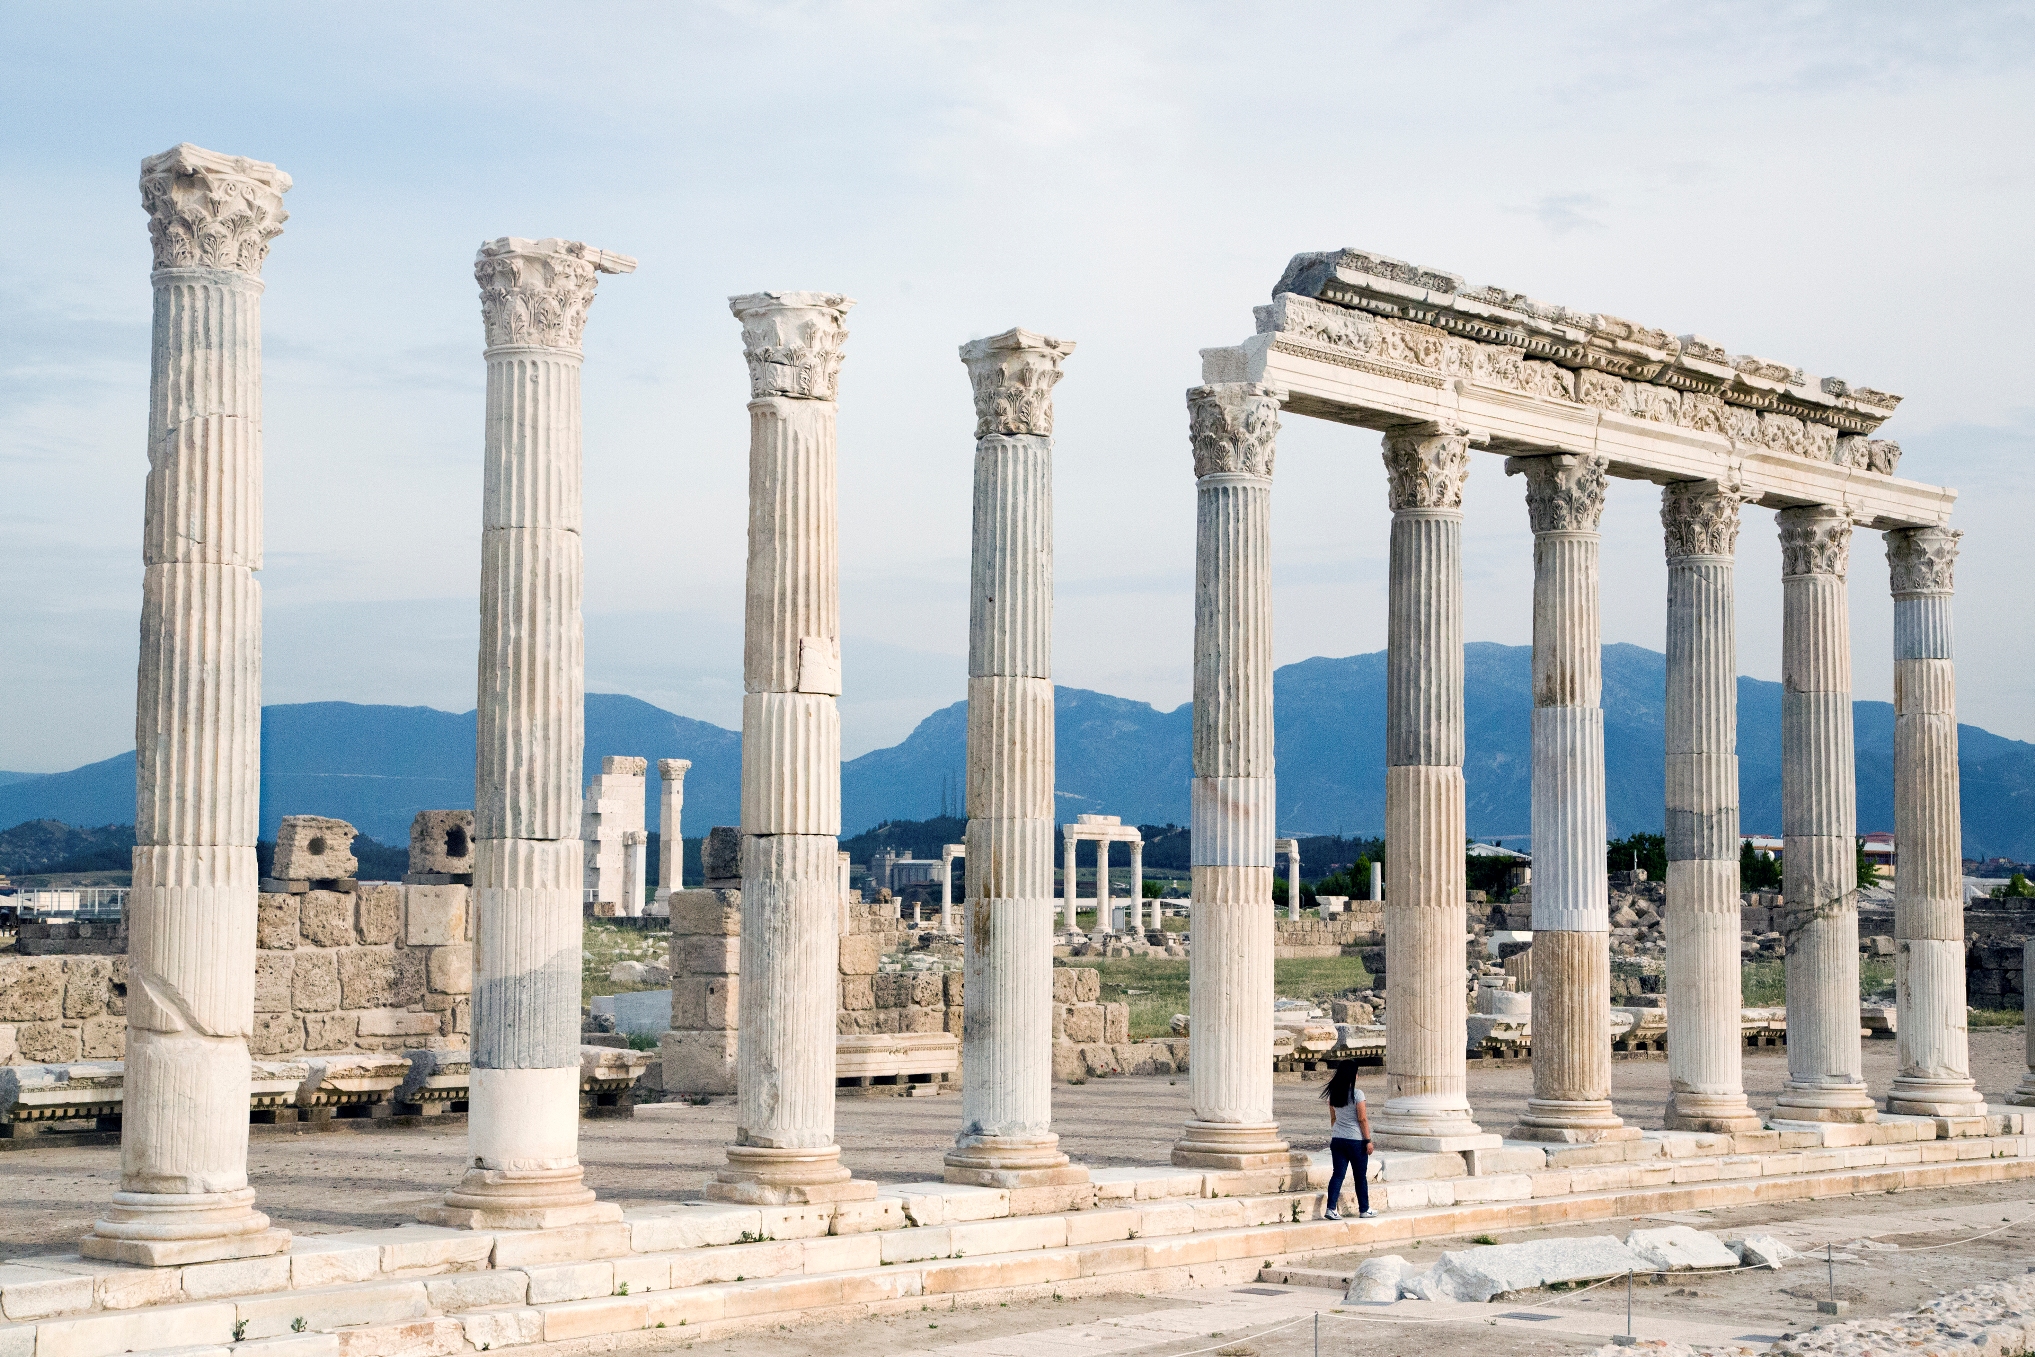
[840,976,875,1011]
[1403,1236,1642,1303]
[1063,1004,1104,1044]
[355,883,402,945]
[701,826,740,884]
[490,1223,631,1268]
[299,892,356,948]
[427,946,472,995]
[0,1264,96,1321]
[80,1016,125,1059]
[1103,1002,1129,1043]
[672,976,736,1029]
[457,1309,540,1350]
[409,810,475,877]
[838,936,880,975]
[879,1225,952,1263]
[424,1272,528,1311]
[0,959,65,1022]
[666,1240,801,1289]
[16,1022,81,1063]
[669,890,740,936]
[682,937,740,975]
[304,1011,360,1050]
[251,1013,306,1056]
[257,895,301,949]
[254,952,294,1013]
[60,959,115,1019]
[523,1261,613,1304]
[289,1239,383,1289]
[1626,1225,1740,1271]
[274,815,359,882]
[406,886,467,946]
[623,1203,760,1251]
[291,949,340,1012]
[340,947,419,1010]
[89,1262,183,1310]
[34,1302,238,1357]
[181,1254,292,1300]
[334,1317,464,1357]
[356,1010,440,1038]
[541,1295,649,1343]
[829,1197,905,1235]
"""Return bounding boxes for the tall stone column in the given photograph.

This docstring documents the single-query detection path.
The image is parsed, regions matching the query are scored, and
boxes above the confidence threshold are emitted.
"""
[1093,839,1110,935]
[1507,453,1632,1143]
[1773,506,1877,1122]
[1372,423,1495,1152]
[1130,841,1145,934]
[1660,481,1762,1132]
[655,758,691,907]
[425,237,633,1230]
[2009,938,2035,1107]
[1884,528,1984,1116]
[940,844,964,934]
[945,328,1087,1209]
[711,292,874,1205]
[1062,831,1078,932]
[86,143,293,1267]
[1173,383,1305,1183]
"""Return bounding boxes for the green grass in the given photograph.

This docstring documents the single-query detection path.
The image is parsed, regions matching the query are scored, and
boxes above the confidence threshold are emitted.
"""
[1742,955,1899,1007]
[1061,955,1373,1041]
[1969,1009,2026,1028]
[582,920,672,1002]
[1070,909,1187,933]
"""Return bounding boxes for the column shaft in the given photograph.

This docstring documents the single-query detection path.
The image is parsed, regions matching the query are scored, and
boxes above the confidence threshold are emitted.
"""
[1094,839,1109,935]
[656,759,691,906]
[2010,937,2035,1107]
[1130,843,1145,934]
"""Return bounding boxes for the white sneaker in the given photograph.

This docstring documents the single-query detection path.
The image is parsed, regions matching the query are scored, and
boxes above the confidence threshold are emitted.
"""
[1359,1208,1379,1219]
[1323,1209,1341,1221]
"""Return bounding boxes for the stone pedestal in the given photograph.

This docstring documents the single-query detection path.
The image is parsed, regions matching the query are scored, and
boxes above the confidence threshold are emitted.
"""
[1372,424,1495,1153]
[1884,528,1984,1116]
[85,144,294,1267]
[1507,454,1632,1144]
[424,236,634,1231]
[710,291,874,1206]
[1660,481,1763,1133]
[1773,506,1877,1123]
[944,329,1087,1210]
[655,759,691,908]
[1172,384,1305,1183]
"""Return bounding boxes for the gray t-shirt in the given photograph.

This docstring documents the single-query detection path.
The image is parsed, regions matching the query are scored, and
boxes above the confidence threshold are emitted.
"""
[1330,1088,1366,1140]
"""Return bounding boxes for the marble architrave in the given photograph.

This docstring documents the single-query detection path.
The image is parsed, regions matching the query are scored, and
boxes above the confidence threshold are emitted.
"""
[424,235,634,1231]
[85,143,294,1268]
[655,759,691,907]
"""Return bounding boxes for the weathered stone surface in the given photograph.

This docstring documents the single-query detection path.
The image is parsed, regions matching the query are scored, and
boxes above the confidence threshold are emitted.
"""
[838,936,879,976]
[81,1016,125,1058]
[1403,1236,1642,1302]
[273,815,359,882]
[355,883,402,945]
[409,810,475,877]
[299,892,356,948]
[60,959,115,1019]
[427,946,471,995]
[1625,1225,1740,1271]
[1728,1232,1797,1269]
[405,886,467,946]
[253,952,295,1013]
[304,1011,360,1050]
[251,1013,305,1056]
[0,959,65,1022]
[16,1023,82,1063]
[292,950,340,1012]
[1345,1255,1412,1304]
[257,894,300,949]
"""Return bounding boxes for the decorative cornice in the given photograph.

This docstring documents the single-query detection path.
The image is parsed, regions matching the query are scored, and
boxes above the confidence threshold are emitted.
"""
[1776,505,1853,578]
[657,758,692,779]
[1187,383,1280,479]
[1660,478,1748,558]
[1886,526,1959,594]
[1508,453,1610,533]
[476,237,635,353]
[959,327,1074,438]
[1838,435,1903,476]
[139,143,291,276]
[1381,422,1472,512]
[730,291,853,400]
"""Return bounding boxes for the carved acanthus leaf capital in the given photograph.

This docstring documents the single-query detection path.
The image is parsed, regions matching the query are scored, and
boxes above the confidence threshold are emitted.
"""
[959,328,1074,438]
[1508,453,1610,533]
[1660,477,1750,558]
[1380,422,1473,511]
[139,143,291,275]
[731,291,854,400]
[476,237,635,353]
[1885,526,1960,594]
[1187,383,1280,479]
[1776,505,1854,578]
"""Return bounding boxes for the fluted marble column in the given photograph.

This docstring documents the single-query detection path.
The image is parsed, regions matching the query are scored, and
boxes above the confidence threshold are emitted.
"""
[426,237,633,1230]
[1885,528,1984,1116]
[1130,841,1145,934]
[1660,481,1762,1133]
[1508,453,1631,1143]
[86,144,293,1267]
[1094,839,1110,936]
[2010,938,2035,1107]
[1061,831,1078,932]
[711,292,873,1204]
[656,758,691,907]
[945,328,1087,1207]
[1174,384,1304,1182]
[1773,506,1877,1122]
[1373,423,1495,1152]
[940,844,964,934]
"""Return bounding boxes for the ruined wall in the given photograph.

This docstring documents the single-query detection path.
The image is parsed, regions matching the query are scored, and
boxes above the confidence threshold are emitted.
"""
[0,955,127,1064]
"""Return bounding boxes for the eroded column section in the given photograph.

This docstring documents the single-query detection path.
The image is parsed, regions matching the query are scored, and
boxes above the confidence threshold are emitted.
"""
[1660,481,1762,1133]
[1508,453,1632,1143]
[427,237,633,1229]
[87,143,293,1267]
[1174,384,1306,1185]
[656,758,691,908]
[1372,424,1495,1152]
[1884,528,1984,1116]
[711,292,874,1204]
[945,329,1089,1210]
[1773,506,1877,1123]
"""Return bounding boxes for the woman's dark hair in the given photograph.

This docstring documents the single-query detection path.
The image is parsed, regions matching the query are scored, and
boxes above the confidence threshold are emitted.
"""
[1321,1061,1358,1108]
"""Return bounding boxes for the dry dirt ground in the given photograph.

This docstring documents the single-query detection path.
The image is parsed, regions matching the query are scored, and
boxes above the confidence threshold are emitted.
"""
[1,1030,2028,1356]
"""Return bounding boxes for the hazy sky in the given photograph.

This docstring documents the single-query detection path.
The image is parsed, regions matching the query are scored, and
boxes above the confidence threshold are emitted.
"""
[4,3,2031,772]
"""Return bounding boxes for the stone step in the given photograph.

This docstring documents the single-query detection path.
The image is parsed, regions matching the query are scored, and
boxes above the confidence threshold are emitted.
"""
[1256,1265,1352,1290]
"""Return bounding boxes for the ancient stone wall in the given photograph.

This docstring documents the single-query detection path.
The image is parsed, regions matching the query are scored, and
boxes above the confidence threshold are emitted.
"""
[0,955,127,1064]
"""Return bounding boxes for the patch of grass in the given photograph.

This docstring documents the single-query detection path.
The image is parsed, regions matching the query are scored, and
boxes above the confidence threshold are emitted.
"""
[1063,955,1372,1040]
[1741,955,1904,1008]
[582,919,672,1002]
[1969,1009,2025,1028]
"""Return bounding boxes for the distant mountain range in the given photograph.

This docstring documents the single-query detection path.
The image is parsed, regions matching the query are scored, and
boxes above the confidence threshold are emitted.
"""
[4,644,2032,858]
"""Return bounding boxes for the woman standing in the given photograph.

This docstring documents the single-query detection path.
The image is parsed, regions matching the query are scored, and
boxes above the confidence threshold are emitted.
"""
[1321,1062,1377,1220]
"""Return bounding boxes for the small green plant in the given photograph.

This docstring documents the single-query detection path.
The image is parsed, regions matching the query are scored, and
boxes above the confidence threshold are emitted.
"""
[290,1318,307,1334]
[1290,1201,1302,1222]
[233,1322,248,1342]
[616,1282,630,1296]
[738,1230,764,1243]
[1472,1233,1499,1246]
[1067,1077,1086,1086]
[688,1094,712,1107]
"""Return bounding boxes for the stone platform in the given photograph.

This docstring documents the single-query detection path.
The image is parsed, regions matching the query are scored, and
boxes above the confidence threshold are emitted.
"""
[0,1110,2025,1357]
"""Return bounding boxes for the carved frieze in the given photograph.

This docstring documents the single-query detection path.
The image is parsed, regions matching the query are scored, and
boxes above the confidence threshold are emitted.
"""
[476,238,635,353]
[1886,527,1959,594]
[1838,436,1903,475]
[1776,506,1854,578]
[958,328,1074,438]
[1381,423,1472,511]
[139,143,291,275]
[730,291,854,400]
[1660,479,1747,558]
[1187,383,1280,479]
[1511,454,1610,533]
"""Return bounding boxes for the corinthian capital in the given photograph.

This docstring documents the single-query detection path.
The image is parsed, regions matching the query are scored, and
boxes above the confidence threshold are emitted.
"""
[1776,504,1853,578]
[1187,383,1280,479]
[476,237,636,353]
[1885,525,1960,594]
[731,291,854,400]
[1660,478,1748,559]
[1507,453,1610,533]
[1381,422,1472,511]
[139,143,291,275]
[959,328,1074,438]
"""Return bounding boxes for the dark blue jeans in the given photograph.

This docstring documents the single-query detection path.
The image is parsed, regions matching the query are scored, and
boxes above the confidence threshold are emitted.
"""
[1327,1136,1369,1214]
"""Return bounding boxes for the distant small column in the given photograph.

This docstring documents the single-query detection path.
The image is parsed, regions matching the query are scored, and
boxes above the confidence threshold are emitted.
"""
[1884,528,1985,1116]
[655,759,691,907]
[1130,840,1145,934]
[940,844,964,934]
[622,831,647,917]
[2009,937,2035,1107]
[1773,506,1877,1123]
[1370,865,1381,903]
[1093,839,1110,935]
[427,235,634,1230]
[837,850,851,937]
[1278,838,1302,921]
[1062,831,1078,933]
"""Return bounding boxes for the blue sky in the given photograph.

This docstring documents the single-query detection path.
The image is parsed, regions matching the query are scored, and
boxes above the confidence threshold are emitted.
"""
[3,2,2032,771]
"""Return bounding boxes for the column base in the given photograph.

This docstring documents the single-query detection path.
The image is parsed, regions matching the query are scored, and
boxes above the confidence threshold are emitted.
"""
[1663,1092,1765,1134]
[1371,1099,1498,1153]
[1509,1100,1640,1144]
[1170,1119,1303,1172]
[945,1136,1093,1213]
[707,1144,878,1205]
[1774,1082,1879,1124]
[2005,1079,2035,1108]
[82,1189,291,1267]
[420,1166,623,1231]
[1885,1073,1987,1118]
